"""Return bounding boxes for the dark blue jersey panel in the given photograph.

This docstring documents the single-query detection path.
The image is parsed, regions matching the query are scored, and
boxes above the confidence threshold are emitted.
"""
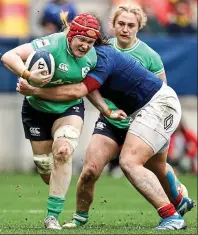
[89,46,163,114]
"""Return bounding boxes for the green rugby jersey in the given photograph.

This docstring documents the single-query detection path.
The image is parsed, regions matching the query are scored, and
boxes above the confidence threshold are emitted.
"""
[104,37,165,129]
[28,32,97,113]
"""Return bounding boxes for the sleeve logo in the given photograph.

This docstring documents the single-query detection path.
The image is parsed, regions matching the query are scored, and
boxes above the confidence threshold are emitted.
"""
[36,39,50,48]
[82,67,91,78]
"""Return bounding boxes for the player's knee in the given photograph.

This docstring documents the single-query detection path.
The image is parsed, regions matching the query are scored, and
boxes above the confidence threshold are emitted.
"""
[119,155,138,173]
[33,153,53,175]
[53,125,81,163]
[52,139,72,163]
[81,164,100,182]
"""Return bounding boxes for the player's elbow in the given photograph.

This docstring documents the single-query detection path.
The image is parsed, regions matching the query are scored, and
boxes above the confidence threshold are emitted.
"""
[1,52,9,65]
[1,51,15,68]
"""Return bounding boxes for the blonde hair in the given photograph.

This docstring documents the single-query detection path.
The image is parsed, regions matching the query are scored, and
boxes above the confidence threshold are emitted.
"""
[110,4,147,30]
[60,11,70,32]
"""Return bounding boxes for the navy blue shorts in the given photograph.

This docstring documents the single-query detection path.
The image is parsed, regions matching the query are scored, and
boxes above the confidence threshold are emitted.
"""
[93,114,127,147]
[21,98,85,141]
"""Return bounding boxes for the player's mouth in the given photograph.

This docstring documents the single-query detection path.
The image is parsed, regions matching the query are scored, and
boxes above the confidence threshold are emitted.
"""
[120,34,130,39]
[74,47,88,58]
[78,48,87,54]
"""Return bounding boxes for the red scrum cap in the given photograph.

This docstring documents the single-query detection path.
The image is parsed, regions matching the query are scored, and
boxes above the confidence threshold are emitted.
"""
[67,13,101,43]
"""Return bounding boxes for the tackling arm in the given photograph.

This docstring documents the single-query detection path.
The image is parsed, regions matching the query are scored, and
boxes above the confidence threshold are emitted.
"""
[33,82,88,101]
[18,75,101,101]
[86,90,109,114]
[17,77,127,120]
[87,90,127,120]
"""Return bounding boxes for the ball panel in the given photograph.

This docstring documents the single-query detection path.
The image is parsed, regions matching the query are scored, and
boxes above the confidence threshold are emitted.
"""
[24,50,55,86]
[29,58,48,73]
[28,50,52,74]
[49,54,55,76]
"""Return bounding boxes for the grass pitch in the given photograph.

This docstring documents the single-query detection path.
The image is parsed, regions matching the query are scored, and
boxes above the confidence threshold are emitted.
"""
[0,173,197,234]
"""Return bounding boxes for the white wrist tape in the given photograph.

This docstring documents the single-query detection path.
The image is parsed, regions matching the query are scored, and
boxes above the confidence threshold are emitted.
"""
[109,110,119,119]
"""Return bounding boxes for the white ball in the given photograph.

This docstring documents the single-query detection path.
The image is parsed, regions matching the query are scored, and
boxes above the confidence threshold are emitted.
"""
[24,50,55,86]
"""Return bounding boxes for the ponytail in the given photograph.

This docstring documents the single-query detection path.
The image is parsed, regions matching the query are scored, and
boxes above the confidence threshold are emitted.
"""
[60,11,70,31]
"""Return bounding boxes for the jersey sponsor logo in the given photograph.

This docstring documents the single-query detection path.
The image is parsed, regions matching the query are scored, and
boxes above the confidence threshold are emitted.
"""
[164,114,173,130]
[95,121,106,130]
[82,67,91,78]
[29,127,40,136]
[35,39,50,48]
[58,63,68,72]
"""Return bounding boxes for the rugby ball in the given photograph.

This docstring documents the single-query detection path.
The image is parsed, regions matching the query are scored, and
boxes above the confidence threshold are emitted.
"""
[24,50,55,86]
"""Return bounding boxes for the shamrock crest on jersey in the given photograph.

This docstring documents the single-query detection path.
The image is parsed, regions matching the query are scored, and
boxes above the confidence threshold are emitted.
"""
[82,67,91,78]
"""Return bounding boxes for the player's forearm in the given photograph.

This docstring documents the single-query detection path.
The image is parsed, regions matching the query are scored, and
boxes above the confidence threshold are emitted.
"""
[86,90,127,120]
[86,90,109,114]
[33,83,88,101]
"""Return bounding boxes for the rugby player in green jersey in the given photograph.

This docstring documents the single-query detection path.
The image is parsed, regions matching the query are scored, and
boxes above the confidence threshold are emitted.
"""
[15,5,191,230]
[107,3,187,194]
[1,12,125,230]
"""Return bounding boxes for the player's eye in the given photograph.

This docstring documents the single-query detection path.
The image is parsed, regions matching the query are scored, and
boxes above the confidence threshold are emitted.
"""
[79,37,85,42]
[128,24,135,28]
[118,22,125,26]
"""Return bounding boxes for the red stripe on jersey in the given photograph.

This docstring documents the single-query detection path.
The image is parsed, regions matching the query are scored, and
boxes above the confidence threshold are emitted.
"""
[82,76,101,93]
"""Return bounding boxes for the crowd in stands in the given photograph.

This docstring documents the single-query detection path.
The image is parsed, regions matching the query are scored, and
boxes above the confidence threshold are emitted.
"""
[40,0,78,34]
[40,0,197,36]
[168,120,197,174]
[111,0,197,35]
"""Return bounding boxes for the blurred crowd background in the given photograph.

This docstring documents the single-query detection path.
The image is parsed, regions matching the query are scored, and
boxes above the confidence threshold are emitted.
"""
[0,0,197,175]
[0,0,197,37]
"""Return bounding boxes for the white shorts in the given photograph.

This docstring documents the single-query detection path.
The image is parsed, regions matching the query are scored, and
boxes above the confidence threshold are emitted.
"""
[128,83,182,154]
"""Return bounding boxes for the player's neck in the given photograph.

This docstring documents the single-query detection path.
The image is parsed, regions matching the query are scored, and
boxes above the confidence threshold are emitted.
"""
[117,37,138,49]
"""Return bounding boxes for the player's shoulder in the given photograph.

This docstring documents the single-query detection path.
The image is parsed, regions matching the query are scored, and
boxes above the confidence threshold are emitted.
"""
[138,40,160,57]
[47,32,66,46]
[95,45,116,56]
[84,47,97,65]
[93,45,117,68]
[86,46,97,58]
[94,45,132,68]
[33,32,66,51]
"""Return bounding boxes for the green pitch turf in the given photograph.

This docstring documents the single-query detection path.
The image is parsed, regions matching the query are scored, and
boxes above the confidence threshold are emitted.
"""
[0,173,197,234]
